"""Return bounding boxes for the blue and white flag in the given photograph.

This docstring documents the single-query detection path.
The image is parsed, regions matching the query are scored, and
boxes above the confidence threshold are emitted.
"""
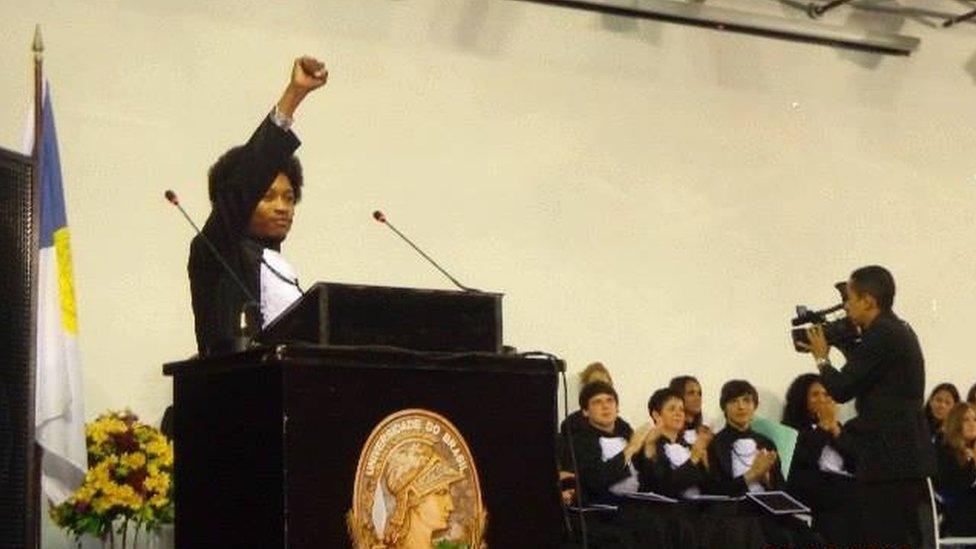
[24,86,87,505]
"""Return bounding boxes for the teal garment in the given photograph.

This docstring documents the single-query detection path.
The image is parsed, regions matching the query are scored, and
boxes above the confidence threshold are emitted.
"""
[751,417,799,480]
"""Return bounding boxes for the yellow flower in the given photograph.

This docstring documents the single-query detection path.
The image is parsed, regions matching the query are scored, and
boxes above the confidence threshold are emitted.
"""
[99,417,129,435]
[149,492,169,508]
[120,452,146,470]
[144,472,171,495]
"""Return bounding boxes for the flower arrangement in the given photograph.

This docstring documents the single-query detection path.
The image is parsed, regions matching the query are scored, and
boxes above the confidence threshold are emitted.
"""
[49,410,174,546]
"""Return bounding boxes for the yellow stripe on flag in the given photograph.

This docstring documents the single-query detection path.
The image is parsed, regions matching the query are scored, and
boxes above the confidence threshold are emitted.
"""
[53,227,78,335]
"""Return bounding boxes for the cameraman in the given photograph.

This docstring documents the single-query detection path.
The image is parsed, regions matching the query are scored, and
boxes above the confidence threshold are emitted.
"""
[803,265,936,548]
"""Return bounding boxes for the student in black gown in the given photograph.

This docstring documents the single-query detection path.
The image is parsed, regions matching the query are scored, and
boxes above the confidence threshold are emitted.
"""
[558,362,615,512]
[561,381,669,547]
[926,383,961,446]
[782,373,858,548]
[707,380,821,548]
[934,402,976,537]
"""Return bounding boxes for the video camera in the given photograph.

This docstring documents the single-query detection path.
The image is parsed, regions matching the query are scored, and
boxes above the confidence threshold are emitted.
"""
[790,282,860,353]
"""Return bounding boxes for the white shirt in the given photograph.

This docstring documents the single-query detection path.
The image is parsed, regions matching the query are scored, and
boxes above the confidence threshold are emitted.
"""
[599,436,640,495]
[259,248,302,327]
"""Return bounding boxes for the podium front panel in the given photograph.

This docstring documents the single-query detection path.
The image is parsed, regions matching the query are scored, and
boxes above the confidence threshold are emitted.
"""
[166,347,563,548]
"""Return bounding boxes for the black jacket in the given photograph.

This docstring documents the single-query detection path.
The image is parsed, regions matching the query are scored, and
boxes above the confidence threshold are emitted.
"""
[188,115,300,355]
[820,311,936,481]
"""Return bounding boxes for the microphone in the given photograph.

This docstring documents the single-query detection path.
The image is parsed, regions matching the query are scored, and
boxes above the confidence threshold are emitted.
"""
[372,210,479,292]
[164,189,261,339]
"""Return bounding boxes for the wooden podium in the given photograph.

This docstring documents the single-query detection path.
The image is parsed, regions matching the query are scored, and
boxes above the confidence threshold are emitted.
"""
[164,284,564,547]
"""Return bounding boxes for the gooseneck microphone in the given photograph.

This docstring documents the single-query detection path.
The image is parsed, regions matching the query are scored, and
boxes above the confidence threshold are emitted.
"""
[372,210,479,292]
[164,190,261,336]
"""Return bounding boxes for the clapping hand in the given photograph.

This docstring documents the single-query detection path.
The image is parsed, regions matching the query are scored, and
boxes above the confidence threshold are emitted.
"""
[744,449,778,486]
[815,397,842,437]
[690,428,713,464]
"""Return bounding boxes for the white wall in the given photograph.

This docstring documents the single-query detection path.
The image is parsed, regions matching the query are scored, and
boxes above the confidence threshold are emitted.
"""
[2,0,975,446]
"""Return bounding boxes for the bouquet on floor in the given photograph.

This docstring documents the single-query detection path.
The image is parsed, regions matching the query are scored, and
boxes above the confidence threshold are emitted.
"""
[49,409,174,546]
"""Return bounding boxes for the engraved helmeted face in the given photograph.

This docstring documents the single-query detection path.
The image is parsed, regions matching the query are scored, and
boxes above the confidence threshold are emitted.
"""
[414,487,454,531]
[249,173,295,241]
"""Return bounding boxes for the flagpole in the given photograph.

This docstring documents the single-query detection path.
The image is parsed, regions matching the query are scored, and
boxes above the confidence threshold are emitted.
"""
[33,25,43,159]
[28,24,44,549]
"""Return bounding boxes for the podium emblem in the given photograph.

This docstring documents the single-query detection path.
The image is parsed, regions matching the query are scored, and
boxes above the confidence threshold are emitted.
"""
[349,409,487,548]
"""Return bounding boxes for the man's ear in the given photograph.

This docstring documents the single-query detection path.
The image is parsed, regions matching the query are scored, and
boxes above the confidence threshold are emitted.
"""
[582,408,590,418]
[651,411,661,425]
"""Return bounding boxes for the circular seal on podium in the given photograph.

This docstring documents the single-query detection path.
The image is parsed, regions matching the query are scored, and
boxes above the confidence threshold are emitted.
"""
[348,409,487,548]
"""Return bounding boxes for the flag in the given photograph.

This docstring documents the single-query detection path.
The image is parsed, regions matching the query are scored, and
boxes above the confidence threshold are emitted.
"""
[24,86,87,505]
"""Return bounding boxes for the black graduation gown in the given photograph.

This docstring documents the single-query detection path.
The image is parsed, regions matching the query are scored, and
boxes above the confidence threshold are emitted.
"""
[562,418,672,548]
[562,418,638,505]
[934,443,976,536]
[188,115,300,356]
[707,426,821,548]
[787,425,858,548]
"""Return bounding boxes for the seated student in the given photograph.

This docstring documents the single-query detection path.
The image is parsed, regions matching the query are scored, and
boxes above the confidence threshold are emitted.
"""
[557,362,616,499]
[926,383,961,445]
[562,381,650,504]
[782,373,858,548]
[708,380,783,496]
[561,381,670,547]
[708,379,821,548]
[642,388,713,498]
[934,402,976,537]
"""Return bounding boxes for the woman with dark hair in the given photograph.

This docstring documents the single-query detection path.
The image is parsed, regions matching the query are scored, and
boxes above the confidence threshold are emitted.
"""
[668,375,703,431]
[934,402,976,537]
[707,380,821,548]
[966,382,975,405]
[189,56,327,356]
[642,388,712,498]
[925,383,961,444]
[782,373,858,548]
